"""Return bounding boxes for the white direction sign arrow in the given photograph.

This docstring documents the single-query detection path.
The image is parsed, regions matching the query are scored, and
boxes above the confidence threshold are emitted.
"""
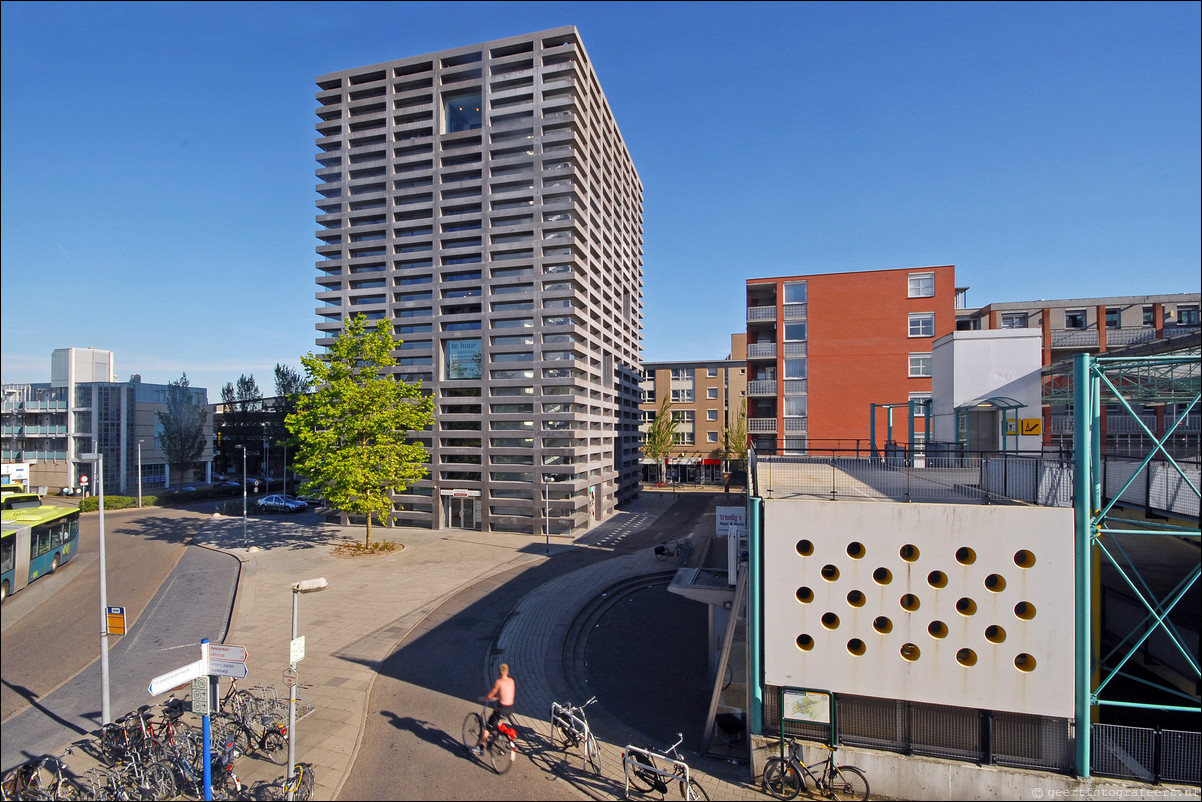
[209,659,249,679]
[148,659,206,696]
[208,644,248,663]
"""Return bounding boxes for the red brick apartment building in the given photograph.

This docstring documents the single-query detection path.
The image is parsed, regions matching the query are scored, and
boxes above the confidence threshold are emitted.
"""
[745,265,957,453]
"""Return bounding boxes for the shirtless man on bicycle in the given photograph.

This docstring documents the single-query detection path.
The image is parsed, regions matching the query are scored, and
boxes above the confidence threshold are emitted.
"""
[476,663,515,751]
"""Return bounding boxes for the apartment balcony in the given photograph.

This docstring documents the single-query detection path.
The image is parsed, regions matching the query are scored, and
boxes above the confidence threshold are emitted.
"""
[749,418,777,434]
[747,380,777,396]
[747,306,776,322]
[747,343,777,360]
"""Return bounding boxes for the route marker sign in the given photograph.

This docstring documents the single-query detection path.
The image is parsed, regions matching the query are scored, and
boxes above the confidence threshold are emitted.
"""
[290,636,306,664]
[148,659,206,696]
[209,659,249,679]
[191,676,210,715]
[208,644,248,663]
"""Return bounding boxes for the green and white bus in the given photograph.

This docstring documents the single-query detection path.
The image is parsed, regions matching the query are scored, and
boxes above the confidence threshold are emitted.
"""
[1,503,80,603]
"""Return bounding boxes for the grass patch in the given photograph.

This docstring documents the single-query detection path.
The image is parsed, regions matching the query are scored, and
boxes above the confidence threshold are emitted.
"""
[332,539,401,557]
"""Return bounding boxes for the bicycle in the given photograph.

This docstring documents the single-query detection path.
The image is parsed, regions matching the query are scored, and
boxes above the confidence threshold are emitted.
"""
[761,739,869,801]
[550,697,601,774]
[1,747,81,800]
[655,537,694,566]
[258,762,315,801]
[461,698,518,774]
[623,733,709,801]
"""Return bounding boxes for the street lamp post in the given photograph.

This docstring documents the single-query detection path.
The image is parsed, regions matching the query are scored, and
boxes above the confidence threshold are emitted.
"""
[263,436,269,498]
[287,577,327,801]
[136,440,143,508]
[242,445,249,549]
[80,451,112,725]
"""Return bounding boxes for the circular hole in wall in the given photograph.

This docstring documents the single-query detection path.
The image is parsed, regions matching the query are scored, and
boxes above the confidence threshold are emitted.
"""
[955,547,977,565]
[796,587,814,604]
[956,648,978,667]
[1014,549,1036,568]
[900,593,921,612]
[847,639,866,656]
[846,590,865,608]
[927,620,948,639]
[796,634,814,651]
[956,597,978,616]
[1015,653,1037,672]
[797,540,814,556]
[873,616,893,634]
[846,542,865,559]
[985,574,1007,592]
[985,625,1007,644]
[873,567,893,585]
[821,612,840,630]
[1014,601,1037,621]
[927,571,948,589]
[821,564,840,582]
[900,544,920,562]
[900,643,921,662]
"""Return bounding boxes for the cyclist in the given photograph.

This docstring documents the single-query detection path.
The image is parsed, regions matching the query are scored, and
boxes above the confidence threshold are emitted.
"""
[475,663,515,752]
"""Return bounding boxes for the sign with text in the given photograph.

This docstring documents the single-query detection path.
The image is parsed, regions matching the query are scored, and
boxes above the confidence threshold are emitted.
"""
[290,636,306,664]
[208,659,249,679]
[716,506,746,536]
[149,659,206,696]
[208,645,247,663]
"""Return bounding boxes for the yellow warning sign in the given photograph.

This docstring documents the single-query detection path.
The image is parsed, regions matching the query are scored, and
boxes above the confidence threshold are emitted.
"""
[1019,418,1042,436]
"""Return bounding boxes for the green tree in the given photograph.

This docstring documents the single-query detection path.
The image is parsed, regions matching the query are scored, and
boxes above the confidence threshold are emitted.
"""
[286,315,434,547]
[721,396,749,472]
[157,374,208,489]
[642,394,678,485]
[218,374,264,476]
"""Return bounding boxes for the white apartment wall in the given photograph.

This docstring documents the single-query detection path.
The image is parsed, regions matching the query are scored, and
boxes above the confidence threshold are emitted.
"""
[51,347,114,388]
[931,330,1042,446]
[762,498,1075,718]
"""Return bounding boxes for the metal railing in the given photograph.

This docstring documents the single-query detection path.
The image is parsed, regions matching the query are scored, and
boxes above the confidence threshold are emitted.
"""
[1092,723,1199,785]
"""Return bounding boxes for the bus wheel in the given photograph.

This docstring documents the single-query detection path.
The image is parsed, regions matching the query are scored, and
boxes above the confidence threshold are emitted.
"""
[50,554,60,573]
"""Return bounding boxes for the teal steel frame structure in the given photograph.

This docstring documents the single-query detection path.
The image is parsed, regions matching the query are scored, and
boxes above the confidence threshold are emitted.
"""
[1072,351,1201,777]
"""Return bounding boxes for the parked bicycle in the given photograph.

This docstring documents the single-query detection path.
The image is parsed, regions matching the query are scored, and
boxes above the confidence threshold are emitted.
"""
[461,698,518,774]
[256,762,315,801]
[761,739,869,801]
[550,696,601,774]
[655,536,694,566]
[1,747,80,800]
[623,733,709,801]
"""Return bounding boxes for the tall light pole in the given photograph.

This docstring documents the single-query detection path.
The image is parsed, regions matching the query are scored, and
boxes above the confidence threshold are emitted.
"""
[80,451,111,725]
[544,474,552,555]
[235,444,247,550]
[288,577,327,800]
[263,435,269,497]
[136,440,144,508]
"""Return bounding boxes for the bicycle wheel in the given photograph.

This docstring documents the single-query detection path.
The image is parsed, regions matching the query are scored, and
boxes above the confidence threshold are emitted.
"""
[685,776,710,801]
[292,764,315,802]
[678,541,694,565]
[550,712,575,751]
[826,765,869,801]
[260,729,288,765]
[461,712,484,754]
[655,544,671,561]
[144,763,177,800]
[583,732,601,775]
[762,757,802,800]
[488,732,515,775]
[625,752,657,793]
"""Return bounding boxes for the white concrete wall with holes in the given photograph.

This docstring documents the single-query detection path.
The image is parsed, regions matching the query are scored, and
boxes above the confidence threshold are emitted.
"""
[762,499,1076,718]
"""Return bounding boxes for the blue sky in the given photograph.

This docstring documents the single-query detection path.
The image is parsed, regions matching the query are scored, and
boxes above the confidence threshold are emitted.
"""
[2,1,1199,395]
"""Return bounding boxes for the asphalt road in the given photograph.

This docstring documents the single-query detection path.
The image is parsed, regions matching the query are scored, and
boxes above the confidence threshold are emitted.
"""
[340,493,719,801]
[0,504,235,771]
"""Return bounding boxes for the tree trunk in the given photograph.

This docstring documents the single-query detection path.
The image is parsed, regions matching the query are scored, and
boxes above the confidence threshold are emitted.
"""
[364,513,373,549]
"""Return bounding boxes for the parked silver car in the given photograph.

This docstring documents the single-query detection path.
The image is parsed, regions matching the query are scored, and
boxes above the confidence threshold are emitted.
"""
[256,494,307,514]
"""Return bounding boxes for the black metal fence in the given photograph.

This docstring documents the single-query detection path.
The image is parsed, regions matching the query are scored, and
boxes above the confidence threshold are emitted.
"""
[763,689,1073,774]
[1091,723,1201,786]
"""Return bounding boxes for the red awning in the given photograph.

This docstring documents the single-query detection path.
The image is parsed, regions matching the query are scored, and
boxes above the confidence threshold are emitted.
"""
[702,459,722,465]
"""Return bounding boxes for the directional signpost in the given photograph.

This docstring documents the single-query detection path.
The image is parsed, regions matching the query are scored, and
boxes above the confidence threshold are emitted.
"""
[209,659,248,679]
[147,659,206,697]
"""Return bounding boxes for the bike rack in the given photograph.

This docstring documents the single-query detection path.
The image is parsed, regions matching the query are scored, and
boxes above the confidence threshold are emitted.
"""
[550,702,590,742]
[622,744,698,799]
